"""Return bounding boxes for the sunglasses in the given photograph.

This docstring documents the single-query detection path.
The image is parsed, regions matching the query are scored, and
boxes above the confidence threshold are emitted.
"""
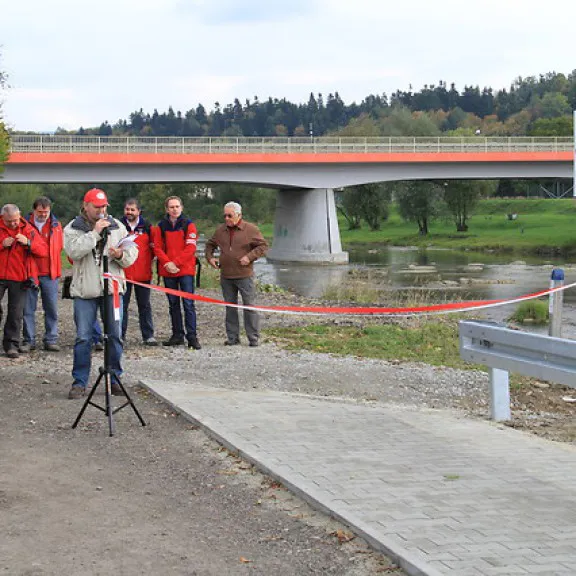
[224,214,235,218]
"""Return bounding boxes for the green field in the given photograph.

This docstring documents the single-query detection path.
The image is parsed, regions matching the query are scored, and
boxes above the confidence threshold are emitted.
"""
[260,198,576,256]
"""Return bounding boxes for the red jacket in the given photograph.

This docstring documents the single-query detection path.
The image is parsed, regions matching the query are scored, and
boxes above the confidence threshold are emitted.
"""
[121,215,154,282]
[25,213,63,279]
[0,216,49,283]
[151,215,197,278]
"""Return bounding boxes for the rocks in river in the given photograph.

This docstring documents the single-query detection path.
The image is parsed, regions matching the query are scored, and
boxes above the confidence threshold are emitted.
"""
[465,263,484,271]
[398,265,438,274]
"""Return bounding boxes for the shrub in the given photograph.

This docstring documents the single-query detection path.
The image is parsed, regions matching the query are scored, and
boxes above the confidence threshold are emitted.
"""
[508,299,549,325]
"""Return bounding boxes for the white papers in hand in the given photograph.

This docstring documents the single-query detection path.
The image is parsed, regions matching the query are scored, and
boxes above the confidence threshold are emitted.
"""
[116,234,138,249]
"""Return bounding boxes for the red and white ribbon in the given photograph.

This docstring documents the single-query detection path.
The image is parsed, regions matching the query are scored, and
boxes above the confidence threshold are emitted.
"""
[110,277,121,321]
[104,273,576,317]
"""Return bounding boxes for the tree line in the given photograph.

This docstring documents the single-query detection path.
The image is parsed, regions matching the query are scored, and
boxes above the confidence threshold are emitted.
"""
[34,70,576,139]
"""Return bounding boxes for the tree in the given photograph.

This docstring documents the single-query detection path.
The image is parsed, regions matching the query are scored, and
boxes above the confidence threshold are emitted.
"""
[338,183,392,231]
[0,52,8,173]
[396,181,443,235]
[336,188,362,230]
[443,180,484,232]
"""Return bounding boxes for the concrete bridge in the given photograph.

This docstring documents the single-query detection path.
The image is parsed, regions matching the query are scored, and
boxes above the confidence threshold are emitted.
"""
[4,135,574,263]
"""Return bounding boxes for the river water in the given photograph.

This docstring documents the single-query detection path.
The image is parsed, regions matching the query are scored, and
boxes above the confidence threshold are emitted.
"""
[254,246,575,304]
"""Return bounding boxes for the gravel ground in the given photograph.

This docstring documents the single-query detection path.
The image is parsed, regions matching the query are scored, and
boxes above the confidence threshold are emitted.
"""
[2,280,575,575]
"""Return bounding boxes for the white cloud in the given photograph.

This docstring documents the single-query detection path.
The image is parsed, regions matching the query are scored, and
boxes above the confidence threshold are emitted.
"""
[2,0,576,131]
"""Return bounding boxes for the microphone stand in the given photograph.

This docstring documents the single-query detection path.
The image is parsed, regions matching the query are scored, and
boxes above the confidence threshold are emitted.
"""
[72,224,146,436]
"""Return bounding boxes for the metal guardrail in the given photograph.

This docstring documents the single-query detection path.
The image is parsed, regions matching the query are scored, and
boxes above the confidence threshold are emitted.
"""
[459,320,576,421]
[7,135,575,155]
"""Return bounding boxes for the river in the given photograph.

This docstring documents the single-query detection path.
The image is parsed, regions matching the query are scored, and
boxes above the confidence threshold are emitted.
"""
[254,246,575,303]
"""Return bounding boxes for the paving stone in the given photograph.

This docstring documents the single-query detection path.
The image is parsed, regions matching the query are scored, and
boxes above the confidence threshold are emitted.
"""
[142,380,576,576]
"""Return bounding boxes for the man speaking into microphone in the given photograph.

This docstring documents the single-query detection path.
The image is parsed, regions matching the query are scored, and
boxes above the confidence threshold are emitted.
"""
[63,188,138,400]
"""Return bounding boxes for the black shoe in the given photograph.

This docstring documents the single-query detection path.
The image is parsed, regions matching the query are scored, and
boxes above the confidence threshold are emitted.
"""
[249,340,259,347]
[224,339,240,346]
[93,341,104,352]
[110,382,124,396]
[163,336,185,346]
[188,337,202,350]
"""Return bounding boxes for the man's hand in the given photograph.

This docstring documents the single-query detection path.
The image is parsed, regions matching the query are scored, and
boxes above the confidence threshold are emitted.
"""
[239,255,250,266]
[108,247,123,259]
[208,257,220,269]
[15,233,29,246]
[164,262,180,274]
[2,237,15,248]
[94,218,111,235]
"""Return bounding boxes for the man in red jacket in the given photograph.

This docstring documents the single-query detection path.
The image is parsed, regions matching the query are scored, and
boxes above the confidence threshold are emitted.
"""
[21,197,63,352]
[151,196,201,350]
[120,198,158,346]
[0,204,48,358]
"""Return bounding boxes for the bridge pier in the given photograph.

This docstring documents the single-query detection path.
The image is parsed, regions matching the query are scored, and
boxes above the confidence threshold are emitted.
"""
[267,188,348,264]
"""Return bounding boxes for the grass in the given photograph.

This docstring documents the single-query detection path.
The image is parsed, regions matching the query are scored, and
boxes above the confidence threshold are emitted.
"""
[266,318,474,369]
[339,200,576,254]
[508,299,549,325]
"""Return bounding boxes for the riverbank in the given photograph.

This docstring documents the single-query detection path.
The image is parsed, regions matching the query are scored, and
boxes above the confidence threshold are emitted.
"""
[257,197,576,256]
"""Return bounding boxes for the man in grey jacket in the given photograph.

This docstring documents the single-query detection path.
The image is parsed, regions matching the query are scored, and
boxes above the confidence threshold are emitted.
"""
[64,188,138,399]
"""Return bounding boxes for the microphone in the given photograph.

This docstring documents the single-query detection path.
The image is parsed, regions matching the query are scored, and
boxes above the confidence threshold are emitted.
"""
[99,214,110,240]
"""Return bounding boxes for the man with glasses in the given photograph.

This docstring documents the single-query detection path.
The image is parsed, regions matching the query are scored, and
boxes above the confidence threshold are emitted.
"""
[205,201,268,347]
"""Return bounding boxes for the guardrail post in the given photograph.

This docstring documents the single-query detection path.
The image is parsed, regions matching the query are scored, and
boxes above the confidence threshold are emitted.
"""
[489,368,511,421]
[549,268,565,337]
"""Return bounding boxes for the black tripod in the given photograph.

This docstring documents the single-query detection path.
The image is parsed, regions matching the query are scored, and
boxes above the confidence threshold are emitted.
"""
[72,239,146,436]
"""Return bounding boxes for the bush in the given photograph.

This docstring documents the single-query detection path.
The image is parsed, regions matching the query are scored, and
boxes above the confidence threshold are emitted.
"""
[508,299,549,325]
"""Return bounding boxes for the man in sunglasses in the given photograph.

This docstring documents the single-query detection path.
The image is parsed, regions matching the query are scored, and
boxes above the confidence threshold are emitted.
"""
[205,201,268,347]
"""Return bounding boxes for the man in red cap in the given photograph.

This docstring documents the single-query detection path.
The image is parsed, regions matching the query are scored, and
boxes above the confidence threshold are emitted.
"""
[0,204,48,358]
[63,188,138,399]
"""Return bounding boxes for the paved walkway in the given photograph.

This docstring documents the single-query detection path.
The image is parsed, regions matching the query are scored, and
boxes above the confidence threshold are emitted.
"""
[141,380,576,576]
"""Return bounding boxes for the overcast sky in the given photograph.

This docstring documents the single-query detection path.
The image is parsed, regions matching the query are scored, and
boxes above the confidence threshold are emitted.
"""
[1,0,575,132]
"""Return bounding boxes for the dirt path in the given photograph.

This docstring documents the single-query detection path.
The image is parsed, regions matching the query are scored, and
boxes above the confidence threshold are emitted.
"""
[2,283,575,575]
[0,367,402,575]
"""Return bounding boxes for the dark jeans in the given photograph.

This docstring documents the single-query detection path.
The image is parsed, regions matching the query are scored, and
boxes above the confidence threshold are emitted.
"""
[122,281,154,341]
[164,275,197,341]
[221,276,259,344]
[0,280,27,352]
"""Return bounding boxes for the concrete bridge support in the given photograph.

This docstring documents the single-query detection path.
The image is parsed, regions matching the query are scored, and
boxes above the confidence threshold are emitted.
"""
[267,188,348,264]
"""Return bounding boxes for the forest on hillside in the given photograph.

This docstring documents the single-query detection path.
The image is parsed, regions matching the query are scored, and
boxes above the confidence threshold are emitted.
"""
[34,70,576,139]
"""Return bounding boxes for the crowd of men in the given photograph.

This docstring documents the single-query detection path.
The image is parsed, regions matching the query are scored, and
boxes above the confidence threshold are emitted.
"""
[0,189,268,399]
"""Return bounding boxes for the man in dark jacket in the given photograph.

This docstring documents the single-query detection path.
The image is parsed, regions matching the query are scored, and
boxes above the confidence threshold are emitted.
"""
[151,196,201,350]
[0,204,48,358]
[120,198,158,346]
[21,196,63,352]
[205,201,268,347]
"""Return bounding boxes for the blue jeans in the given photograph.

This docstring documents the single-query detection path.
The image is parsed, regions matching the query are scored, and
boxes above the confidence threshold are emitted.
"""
[164,275,197,341]
[92,319,103,344]
[23,276,59,346]
[72,296,123,389]
[122,281,154,341]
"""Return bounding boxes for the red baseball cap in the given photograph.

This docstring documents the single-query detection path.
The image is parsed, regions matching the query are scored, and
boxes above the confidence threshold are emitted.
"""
[83,188,109,207]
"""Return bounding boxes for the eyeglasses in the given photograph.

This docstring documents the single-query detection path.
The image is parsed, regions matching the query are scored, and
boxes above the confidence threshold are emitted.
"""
[224,214,235,219]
